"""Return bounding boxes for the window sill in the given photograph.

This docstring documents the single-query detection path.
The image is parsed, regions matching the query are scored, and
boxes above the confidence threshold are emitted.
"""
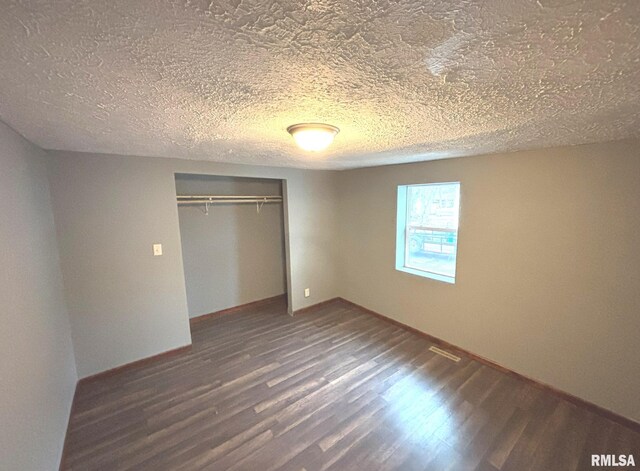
[395,265,456,284]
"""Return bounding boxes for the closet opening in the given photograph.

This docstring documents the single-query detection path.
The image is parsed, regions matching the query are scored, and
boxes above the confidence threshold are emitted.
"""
[174,173,290,327]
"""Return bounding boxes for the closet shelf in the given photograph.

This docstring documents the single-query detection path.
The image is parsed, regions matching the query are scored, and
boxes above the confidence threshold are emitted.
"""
[177,195,282,205]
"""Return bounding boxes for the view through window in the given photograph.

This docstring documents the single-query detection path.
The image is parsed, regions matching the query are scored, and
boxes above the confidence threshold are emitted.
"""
[396,182,461,283]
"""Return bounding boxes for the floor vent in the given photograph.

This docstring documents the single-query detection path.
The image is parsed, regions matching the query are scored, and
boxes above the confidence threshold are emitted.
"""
[429,346,461,362]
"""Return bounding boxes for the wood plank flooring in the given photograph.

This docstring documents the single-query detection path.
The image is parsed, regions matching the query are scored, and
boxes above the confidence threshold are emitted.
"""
[62,299,640,470]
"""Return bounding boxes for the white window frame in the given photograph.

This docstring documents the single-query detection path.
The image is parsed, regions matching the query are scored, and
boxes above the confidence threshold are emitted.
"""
[395,182,461,284]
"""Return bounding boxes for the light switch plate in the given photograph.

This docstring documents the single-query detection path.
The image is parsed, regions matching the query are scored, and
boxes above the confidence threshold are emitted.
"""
[304,288,310,298]
[153,243,163,256]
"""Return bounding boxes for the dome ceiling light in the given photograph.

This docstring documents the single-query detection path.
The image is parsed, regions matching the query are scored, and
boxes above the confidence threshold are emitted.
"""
[287,123,339,152]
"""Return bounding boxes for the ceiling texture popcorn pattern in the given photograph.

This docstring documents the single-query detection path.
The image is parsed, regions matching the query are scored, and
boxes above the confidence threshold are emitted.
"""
[1,0,639,169]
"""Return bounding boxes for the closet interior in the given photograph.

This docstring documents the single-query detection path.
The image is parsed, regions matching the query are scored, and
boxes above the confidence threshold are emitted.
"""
[175,173,289,321]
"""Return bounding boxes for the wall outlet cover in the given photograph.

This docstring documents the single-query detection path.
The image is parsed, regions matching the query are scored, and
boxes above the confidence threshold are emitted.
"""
[304,288,310,298]
[153,243,163,256]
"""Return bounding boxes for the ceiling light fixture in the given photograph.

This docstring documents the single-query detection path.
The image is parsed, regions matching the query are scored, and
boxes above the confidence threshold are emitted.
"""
[287,123,339,152]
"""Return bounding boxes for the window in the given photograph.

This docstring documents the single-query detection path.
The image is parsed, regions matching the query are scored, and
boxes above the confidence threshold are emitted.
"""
[396,182,461,283]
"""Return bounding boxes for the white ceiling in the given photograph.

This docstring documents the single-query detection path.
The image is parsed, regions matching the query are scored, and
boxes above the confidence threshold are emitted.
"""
[1,0,639,169]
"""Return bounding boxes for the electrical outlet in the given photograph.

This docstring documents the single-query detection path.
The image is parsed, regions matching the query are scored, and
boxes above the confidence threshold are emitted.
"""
[304,288,310,298]
[153,243,163,256]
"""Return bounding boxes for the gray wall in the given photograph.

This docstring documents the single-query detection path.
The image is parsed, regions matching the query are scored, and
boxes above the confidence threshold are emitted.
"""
[176,175,287,317]
[47,151,339,378]
[336,138,640,422]
[0,122,77,470]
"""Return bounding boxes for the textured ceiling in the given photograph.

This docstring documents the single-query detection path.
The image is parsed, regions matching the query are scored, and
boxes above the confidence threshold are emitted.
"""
[1,0,639,169]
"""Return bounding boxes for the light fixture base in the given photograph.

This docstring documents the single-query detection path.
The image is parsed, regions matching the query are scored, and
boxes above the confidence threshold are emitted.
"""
[286,123,339,135]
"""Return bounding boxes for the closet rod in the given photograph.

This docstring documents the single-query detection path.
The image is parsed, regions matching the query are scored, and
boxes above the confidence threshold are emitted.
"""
[177,199,281,205]
[177,195,282,200]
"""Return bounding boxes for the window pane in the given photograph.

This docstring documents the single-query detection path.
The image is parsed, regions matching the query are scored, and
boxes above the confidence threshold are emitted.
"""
[406,183,459,231]
[404,183,460,279]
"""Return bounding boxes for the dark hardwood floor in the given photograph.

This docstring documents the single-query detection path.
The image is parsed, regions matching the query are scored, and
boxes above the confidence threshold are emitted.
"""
[62,299,639,470]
